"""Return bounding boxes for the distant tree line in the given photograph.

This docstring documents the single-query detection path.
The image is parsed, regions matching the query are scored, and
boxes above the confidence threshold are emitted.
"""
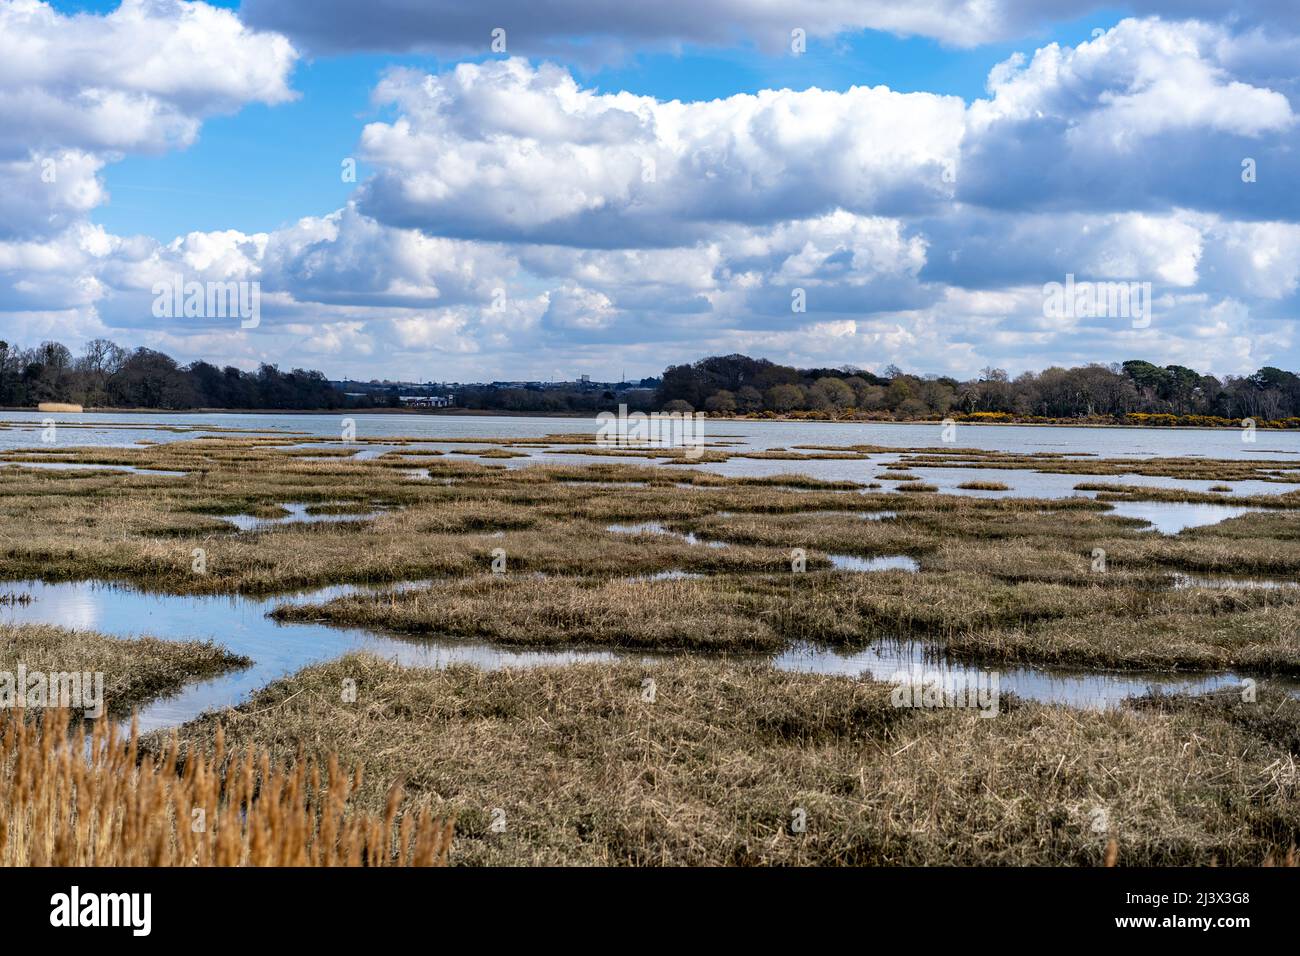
[4,338,1298,423]
[655,354,1300,424]
[0,338,386,410]
[453,380,660,414]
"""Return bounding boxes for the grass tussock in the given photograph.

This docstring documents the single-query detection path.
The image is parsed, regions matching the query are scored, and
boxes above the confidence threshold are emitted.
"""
[274,574,784,650]
[0,623,248,716]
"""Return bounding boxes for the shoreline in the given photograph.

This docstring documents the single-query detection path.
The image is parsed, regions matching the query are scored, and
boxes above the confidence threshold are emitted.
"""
[1,406,1297,432]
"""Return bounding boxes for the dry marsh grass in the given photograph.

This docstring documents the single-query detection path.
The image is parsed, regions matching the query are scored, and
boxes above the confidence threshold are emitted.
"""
[0,623,248,717]
[2,435,1298,673]
[167,654,1300,866]
[0,710,452,866]
[947,606,1300,674]
[274,574,786,650]
[1077,481,1300,508]
[879,448,1300,485]
[3,431,1298,866]
[895,482,938,492]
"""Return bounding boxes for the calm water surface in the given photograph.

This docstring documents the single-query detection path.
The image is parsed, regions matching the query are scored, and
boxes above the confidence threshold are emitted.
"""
[2,410,1298,460]
[5,410,1297,499]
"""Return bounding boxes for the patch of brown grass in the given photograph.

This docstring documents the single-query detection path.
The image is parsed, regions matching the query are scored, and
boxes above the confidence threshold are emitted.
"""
[168,655,1300,866]
[0,623,248,717]
[0,710,452,866]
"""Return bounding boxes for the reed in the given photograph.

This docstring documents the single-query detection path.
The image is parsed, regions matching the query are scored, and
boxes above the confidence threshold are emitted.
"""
[0,710,452,866]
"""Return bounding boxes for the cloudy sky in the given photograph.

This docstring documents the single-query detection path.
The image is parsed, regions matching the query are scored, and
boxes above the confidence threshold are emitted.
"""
[2,1,1298,382]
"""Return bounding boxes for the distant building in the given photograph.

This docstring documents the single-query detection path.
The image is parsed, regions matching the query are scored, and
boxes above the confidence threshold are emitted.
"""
[399,394,454,408]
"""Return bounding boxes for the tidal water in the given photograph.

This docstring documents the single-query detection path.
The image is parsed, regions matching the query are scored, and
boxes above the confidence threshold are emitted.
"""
[1,578,1288,732]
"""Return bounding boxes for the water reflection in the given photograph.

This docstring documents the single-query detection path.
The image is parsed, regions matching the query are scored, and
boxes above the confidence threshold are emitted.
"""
[2,578,1293,732]
[1101,501,1264,534]
[3,410,1297,463]
[827,554,919,572]
[772,640,1273,710]
[219,502,384,532]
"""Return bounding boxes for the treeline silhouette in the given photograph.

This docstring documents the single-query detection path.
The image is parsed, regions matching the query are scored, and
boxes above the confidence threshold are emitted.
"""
[0,339,390,410]
[656,354,1300,424]
[5,338,1299,424]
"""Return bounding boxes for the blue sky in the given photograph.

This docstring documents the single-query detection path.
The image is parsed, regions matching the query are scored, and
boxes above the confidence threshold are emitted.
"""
[4,1,1299,382]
